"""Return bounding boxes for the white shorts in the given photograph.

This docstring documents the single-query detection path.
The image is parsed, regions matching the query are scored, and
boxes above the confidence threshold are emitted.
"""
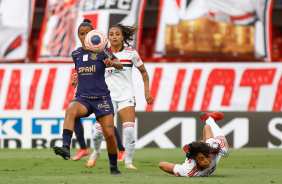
[112,97,135,114]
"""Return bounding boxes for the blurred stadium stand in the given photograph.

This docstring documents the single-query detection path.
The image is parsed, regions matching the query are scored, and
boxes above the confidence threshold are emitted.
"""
[27,0,282,63]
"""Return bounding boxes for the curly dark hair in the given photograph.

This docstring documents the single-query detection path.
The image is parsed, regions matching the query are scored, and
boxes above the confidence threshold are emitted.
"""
[186,141,221,159]
[78,19,93,32]
[109,23,140,47]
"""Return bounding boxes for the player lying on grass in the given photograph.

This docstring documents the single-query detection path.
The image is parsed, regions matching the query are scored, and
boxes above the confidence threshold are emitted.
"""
[159,111,229,177]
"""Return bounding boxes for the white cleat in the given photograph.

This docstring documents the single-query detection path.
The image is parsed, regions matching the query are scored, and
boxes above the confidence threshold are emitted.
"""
[86,152,100,168]
[125,163,137,169]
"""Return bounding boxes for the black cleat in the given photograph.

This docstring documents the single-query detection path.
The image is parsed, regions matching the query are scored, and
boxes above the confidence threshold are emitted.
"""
[53,146,70,160]
[110,166,124,175]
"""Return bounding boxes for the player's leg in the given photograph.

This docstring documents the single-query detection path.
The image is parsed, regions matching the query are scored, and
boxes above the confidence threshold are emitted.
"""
[119,105,137,169]
[111,100,125,154]
[98,114,123,174]
[115,126,126,161]
[87,122,103,167]
[54,101,88,160]
[200,111,229,147]
[87,124,125,166]
[73,118,89,161]
[203,124,214,142]
[159,162,175,174]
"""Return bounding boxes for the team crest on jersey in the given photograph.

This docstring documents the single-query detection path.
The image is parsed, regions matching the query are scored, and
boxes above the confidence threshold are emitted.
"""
[90,53,97,60]
[107,69,120,74]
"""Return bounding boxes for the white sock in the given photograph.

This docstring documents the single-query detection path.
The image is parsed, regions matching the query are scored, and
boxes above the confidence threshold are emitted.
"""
[123,122,135,164]
[206,117,226,140]
[92,123,103,153]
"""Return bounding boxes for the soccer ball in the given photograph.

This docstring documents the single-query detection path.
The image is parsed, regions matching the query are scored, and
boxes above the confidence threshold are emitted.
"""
[84,30,108,53]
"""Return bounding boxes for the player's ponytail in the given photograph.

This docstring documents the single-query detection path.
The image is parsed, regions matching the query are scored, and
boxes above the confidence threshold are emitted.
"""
[109,23,140,48]
[78,19,94,32]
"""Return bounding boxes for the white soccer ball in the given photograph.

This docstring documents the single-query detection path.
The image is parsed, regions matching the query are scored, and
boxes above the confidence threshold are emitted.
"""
[84,30,108,53]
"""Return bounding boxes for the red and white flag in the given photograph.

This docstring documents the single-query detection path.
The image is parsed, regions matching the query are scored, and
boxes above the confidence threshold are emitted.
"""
[1,63,282,112]
[0,0,35,62]
[37,0,146,63]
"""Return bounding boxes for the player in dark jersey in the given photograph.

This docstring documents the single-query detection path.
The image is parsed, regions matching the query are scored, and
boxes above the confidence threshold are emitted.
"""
[53,19,124,175]
[72,23,154,169]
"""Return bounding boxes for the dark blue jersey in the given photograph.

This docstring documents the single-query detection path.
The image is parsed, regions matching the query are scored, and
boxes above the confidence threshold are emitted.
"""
[71,47,117,97]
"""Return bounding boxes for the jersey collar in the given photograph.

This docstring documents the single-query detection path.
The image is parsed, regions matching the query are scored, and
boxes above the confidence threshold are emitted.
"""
[109,45,124,53]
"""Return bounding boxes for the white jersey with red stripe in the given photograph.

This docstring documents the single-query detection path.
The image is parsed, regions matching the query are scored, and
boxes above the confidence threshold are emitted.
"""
[105,46,143,101]
[173,138,228,177]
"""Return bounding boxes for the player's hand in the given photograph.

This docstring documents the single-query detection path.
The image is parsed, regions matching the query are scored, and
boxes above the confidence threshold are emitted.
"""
[145,90,154,105]
[103,58,114,67]
[71,73,78,88]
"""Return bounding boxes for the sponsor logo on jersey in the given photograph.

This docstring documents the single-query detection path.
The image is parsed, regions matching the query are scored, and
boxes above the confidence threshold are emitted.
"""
[107,69,114,73]
[97,100,111,111]
[78,65,96,74]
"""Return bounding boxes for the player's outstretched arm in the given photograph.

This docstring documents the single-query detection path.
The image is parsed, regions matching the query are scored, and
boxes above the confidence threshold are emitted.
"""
[103,58,123,69]
[159,162,175,175]
[137,65,154,105]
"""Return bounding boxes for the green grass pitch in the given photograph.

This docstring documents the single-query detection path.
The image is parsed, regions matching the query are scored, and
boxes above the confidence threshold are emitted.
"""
[0,148,282,184]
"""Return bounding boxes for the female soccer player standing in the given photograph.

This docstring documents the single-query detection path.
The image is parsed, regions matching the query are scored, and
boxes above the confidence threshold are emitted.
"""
[159,111,228,177]
[53,19,124,175]
[86,23,154,170]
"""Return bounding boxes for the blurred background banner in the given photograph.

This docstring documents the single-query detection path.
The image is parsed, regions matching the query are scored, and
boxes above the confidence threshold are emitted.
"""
[0,110,96,149]
[154,0,274,61]
[117,112,282,148]
[1,111,281,148]
[1,63,282,112]
[0,0,35,62]
[37,0,146,63]
[0,64,76,111]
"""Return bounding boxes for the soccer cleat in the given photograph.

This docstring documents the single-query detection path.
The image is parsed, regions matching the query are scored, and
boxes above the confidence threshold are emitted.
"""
[110,166,124,175]
[200,111,224,122]
[86,152,100,168]
[125,163,137,169]
[72,148,90,161]
[117,150,125,162]
[53,146,70,160]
